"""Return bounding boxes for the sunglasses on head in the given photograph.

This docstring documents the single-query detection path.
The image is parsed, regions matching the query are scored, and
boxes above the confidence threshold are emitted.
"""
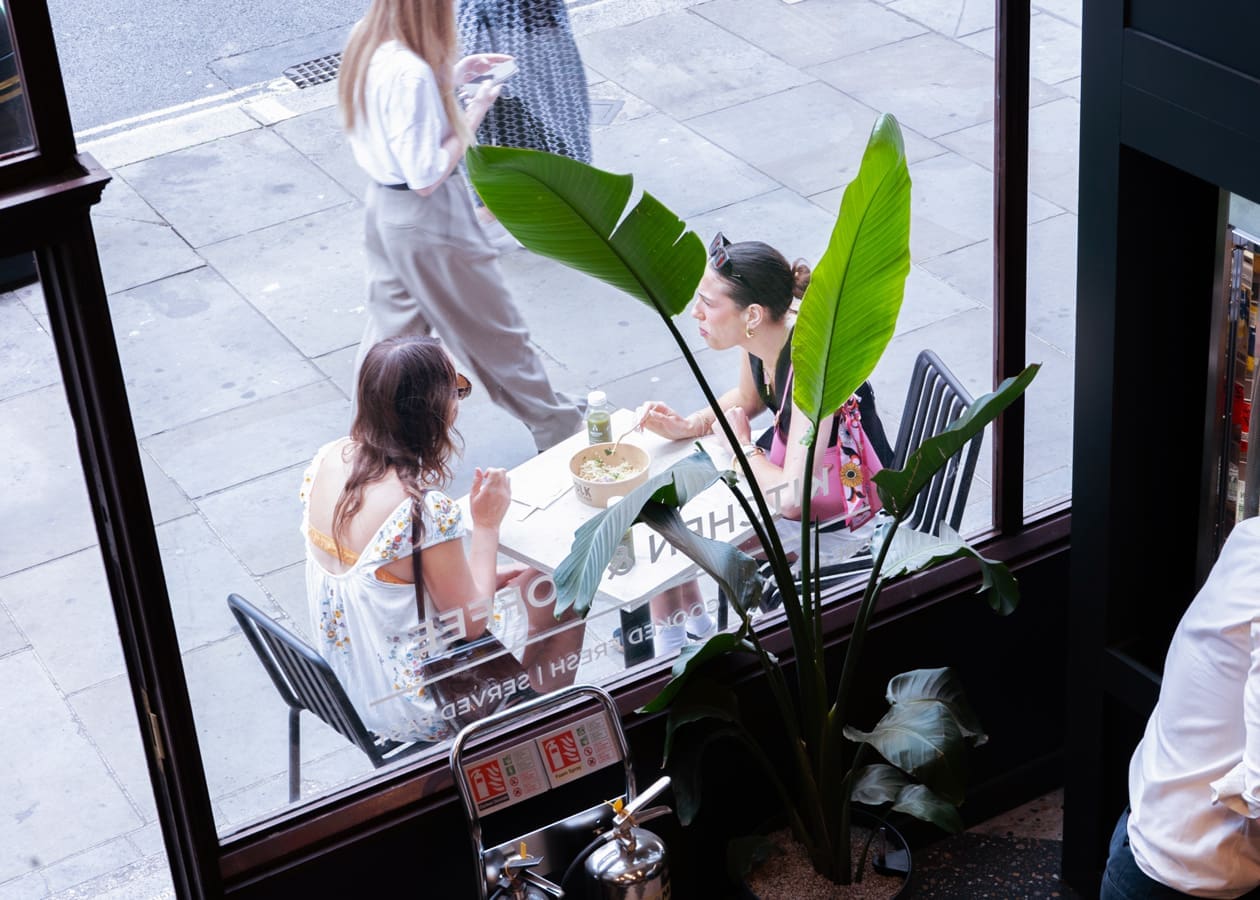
[455,372,473,400]
[708,232,747,284]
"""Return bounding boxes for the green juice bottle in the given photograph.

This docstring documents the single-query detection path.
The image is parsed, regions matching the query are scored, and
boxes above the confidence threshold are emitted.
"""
[586,390,612,444]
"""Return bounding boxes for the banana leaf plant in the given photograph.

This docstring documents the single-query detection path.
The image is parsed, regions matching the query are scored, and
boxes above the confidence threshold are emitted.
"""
[467,114,1039,886]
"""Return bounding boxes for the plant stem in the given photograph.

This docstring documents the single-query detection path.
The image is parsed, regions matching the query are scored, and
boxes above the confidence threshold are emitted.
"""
[750,640,831,854]
[818,515,902,873]
[831,515,900,733]
[828,741,870,881]
[719,483,805,744]
[797,438,828,779]
[649,304,810,665]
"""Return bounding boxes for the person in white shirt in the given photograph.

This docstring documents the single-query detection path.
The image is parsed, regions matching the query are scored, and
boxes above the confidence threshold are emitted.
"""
[1101,517,1260,899]
[338,0,582,452]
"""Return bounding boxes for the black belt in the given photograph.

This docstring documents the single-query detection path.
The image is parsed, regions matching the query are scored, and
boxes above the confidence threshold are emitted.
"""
[379,182,411,191]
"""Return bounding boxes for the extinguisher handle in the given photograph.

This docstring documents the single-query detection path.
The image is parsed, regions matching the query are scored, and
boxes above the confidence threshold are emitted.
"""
[621,775,671,821]
[626,804,672,828]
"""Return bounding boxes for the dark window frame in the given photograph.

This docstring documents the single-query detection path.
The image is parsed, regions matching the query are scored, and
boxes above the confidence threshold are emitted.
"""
[0,1,75,188]
[1,1,1051,893]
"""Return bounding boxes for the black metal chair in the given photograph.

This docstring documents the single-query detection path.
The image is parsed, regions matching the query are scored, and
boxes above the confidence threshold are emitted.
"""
[227,593,429,802]
[755,349,984,611]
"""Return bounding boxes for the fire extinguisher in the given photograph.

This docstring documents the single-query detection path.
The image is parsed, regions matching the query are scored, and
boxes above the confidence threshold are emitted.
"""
[559,776,673,899]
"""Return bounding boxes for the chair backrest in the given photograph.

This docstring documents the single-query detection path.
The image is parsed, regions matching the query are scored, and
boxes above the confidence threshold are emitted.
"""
[890,350,982,535]
[227,592,387,763]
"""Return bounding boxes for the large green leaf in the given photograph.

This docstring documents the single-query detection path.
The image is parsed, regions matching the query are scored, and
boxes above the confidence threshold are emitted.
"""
[466,145,706,316]
[792,114,912,429]
[885,668,987,746]
[876,523,1021,615]
[890,784,964,833]
[874,365,1040,517]
[640,631,761,713]
[843,698,968,803]
[552,447,758,616]
[661,676,743,761]
[637,503,763,616]
[850,765,963,833]
[850,763,909,805]
[663,720,747,825]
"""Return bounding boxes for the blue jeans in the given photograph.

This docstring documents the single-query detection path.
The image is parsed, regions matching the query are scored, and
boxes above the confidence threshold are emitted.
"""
[1101,809,1260,899]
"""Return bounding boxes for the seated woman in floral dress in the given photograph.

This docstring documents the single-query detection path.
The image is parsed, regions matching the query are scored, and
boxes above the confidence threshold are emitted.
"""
[299,335,582,743]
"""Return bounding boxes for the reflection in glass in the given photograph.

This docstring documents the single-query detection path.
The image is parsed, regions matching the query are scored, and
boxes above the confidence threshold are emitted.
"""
[0,2,35,158]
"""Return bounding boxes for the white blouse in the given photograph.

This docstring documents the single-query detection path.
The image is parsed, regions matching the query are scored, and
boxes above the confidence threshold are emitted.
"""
[346,39,453,190]
[1127,517,1260,897]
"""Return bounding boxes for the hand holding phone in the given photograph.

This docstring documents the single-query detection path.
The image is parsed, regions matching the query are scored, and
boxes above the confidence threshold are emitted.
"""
[459,59,518,101]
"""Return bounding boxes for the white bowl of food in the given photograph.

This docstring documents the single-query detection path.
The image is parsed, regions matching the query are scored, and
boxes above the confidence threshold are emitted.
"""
[569,443,652,508]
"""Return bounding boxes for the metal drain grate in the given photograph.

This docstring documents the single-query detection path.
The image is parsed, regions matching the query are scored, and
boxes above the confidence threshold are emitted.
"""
[283,53,343,89]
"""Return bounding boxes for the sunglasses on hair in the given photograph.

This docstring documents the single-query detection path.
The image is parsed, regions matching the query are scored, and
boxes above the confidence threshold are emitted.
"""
[455,373,473,400]
[708,232,747,284]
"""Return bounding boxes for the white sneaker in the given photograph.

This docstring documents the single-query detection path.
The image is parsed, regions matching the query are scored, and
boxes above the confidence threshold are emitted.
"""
[654,623,687,655]
[685,611,718,642]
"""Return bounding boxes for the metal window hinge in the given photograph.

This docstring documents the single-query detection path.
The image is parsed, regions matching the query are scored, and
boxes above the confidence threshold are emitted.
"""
[141,689,166,773]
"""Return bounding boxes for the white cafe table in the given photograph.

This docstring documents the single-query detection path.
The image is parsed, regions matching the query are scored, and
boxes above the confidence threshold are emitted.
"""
[467,408,762,612]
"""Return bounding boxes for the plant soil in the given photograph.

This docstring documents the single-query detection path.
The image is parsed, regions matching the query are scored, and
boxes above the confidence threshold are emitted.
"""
[744,827,904,899]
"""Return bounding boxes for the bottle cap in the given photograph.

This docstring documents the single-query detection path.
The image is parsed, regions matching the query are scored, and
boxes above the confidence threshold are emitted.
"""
[588,390,607,406]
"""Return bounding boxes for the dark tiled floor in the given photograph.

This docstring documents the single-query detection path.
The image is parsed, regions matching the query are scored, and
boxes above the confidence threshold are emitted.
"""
[912,789,1082,898]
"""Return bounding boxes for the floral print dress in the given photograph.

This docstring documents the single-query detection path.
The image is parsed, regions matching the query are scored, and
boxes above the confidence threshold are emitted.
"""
[299,442,467,744]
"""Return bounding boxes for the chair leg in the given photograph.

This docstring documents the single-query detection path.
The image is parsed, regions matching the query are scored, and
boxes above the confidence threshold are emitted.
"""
[288,707,301,803]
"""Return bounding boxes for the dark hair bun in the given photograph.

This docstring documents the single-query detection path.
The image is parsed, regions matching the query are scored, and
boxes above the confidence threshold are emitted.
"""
[792,260,812,299]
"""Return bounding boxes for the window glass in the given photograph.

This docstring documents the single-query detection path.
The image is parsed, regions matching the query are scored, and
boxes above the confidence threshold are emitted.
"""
[0,272,175,897]
[0,1,35,158]
[11,0,1063,855]
[915,0,1081,522]
[1021,0,1081,518]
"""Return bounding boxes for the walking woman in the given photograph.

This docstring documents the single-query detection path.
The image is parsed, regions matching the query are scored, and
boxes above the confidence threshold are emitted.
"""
[457,0,593,241]
[339,0,581,452]
[457,0,591,164]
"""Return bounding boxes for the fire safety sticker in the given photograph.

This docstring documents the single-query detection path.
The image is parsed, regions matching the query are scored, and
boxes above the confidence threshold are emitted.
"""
[462,741,548,814]
[537,713,619,786]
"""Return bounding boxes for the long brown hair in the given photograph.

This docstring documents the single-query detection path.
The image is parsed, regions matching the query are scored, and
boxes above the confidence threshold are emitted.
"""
[332,336,461,555]
[338,0,469,144]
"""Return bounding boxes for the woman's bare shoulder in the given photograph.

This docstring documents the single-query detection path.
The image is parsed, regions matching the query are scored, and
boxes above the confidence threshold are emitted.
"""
[357,468,411,519]
[308,442,409,524]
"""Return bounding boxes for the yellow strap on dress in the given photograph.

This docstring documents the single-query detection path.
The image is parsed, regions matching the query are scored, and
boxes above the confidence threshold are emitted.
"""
[307,526,410,585]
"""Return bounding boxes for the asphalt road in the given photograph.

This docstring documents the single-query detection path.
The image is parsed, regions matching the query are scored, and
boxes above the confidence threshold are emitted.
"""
[47,0,369,132]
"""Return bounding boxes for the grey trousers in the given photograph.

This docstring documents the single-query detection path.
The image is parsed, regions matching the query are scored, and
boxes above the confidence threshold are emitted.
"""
[353,177,581,451]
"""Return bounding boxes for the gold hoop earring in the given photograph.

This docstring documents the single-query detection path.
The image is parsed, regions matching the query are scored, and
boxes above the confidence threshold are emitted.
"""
[745,324,756,339]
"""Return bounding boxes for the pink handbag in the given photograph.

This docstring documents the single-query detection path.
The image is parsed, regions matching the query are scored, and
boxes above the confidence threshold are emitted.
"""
[767,368,883,530]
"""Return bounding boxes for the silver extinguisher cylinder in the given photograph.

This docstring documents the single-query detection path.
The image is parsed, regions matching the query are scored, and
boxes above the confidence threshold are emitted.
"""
[584,826,670,900]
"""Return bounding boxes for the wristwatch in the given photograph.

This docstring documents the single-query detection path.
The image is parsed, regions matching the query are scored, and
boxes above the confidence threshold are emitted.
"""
[739,442,764,458]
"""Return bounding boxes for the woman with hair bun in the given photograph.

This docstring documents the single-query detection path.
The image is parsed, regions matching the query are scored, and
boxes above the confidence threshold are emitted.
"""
[300,335,582,744]
[641,234,894,558]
